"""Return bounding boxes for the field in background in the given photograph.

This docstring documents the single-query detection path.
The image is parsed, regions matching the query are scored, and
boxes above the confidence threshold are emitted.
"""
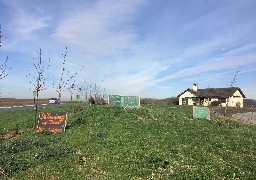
[0,98,48,105]
[0,104,256,179]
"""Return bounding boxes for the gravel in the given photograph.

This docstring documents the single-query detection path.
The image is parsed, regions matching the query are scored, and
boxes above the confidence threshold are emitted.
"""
[232,112,256,124]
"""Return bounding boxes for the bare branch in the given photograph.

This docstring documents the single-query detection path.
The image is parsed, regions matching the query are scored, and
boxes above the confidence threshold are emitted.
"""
[26,49,51,98]
[0,24,3,47]
[0,56,12,81]
[230,67,242,87]
[52,47,85,101]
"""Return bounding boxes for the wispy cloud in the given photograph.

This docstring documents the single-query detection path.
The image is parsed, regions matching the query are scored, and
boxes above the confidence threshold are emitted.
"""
[14,15,49,39]
[53,0,145,54]
[105,63,168,94]
[3,1,49,39]
[156,53,256,83]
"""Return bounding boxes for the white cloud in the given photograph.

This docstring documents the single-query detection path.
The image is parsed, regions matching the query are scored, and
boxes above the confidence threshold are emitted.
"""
[53,0,145,54]
[104,63,168,95]
[14,15,49,39]
[155,53,256,83]
[3,0,49,39]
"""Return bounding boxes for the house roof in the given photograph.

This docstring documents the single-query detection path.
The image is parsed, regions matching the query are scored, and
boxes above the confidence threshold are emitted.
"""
[178,87,246,98]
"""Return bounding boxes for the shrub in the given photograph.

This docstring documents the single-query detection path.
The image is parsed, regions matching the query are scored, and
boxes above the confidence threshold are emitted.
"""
[236,101,241,109]
[95,97,106,105]
[211,101,221,106]
[88,96,95,105]
[88,96,106,105]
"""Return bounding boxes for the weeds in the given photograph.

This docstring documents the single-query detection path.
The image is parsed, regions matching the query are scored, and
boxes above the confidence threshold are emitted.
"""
[0,134,73,178]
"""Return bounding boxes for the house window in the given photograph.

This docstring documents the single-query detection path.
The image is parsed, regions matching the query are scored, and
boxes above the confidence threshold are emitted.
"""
[233,96,241,98]
[218,98,226,103]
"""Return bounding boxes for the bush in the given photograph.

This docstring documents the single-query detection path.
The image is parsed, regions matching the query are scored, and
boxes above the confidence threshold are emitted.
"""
[236,101,241,109]
[211,101,221,106]
[88,96,105,105]
[88,96,95,105]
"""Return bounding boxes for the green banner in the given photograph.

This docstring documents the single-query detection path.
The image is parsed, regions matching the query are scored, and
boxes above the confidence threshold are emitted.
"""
[109,95,140,108]
[123,96,140,108]
[193,106,210,120]
[109,95,123,107]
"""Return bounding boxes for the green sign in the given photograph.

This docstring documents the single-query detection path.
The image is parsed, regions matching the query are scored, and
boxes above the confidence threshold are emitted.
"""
[109,95,123,107]
[109,95,140,108]
[33,90,37,97]
[193,106,210,120]
[76,94,80,101]
[123,96,140,108]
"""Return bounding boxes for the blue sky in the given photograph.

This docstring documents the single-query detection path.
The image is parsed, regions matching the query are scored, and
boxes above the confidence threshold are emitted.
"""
[0,0,256,100]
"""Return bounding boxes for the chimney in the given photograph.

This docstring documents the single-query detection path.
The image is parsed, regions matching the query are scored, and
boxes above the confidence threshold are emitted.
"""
[193,83,198,92]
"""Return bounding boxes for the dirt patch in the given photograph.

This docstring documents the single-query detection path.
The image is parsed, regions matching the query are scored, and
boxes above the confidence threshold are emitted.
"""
[0,130,29,140]
[232,112,256,124]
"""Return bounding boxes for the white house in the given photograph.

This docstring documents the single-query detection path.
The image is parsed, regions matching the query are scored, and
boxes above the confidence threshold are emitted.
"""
[178,84,246,107]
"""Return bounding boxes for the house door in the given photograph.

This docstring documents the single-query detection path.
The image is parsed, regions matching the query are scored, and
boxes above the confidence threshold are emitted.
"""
[182,98,188,105]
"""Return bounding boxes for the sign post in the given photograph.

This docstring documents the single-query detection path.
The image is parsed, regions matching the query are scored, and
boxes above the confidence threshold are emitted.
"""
[33,90,38,129]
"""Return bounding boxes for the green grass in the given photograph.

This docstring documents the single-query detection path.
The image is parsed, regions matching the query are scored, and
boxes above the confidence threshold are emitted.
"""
[1,104,256,179]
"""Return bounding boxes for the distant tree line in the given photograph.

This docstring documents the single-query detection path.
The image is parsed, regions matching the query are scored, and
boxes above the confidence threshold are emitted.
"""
[244,99,256,108]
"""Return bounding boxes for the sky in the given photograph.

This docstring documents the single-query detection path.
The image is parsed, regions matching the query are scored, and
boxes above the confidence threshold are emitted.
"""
[0,0,256,100]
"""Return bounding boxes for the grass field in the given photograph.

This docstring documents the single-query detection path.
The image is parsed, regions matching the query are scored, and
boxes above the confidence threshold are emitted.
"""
[0,104,256,179]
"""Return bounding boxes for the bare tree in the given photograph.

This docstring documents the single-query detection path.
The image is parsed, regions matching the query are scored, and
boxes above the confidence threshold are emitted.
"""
[0,56,12,81]
[26,49,51,100]
[76,79,89,102]
[0,25,12,97]
[0,25,11,80]
[0,24,3,47]
[78,80,107,105]
[230,67,242,87]
[52,47,84,102]
[26,49,51,129]
[66,67,85,102]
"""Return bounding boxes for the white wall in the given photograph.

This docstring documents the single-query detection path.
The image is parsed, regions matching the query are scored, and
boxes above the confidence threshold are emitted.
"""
[179,91,197,105]
[228,90,244,107]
